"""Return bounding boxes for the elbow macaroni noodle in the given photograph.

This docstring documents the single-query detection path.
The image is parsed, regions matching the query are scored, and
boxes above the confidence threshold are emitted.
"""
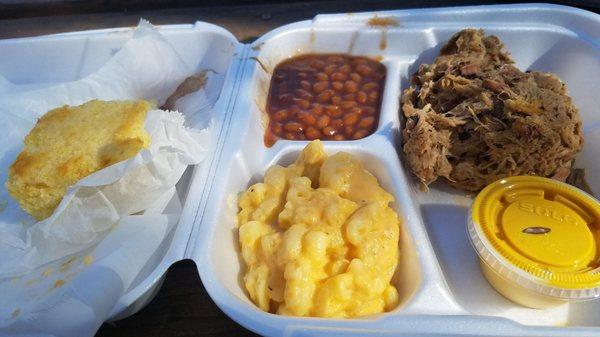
[237,140,400,317]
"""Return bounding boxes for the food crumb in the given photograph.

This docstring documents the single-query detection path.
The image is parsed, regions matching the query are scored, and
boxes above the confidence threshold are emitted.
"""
[53,279,65,289]
[83,255,94,266]
[11,308,20,318]
[42,267,53,277]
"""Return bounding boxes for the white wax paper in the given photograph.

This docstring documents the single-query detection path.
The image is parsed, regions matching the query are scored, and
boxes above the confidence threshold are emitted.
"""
[0,20,210,336]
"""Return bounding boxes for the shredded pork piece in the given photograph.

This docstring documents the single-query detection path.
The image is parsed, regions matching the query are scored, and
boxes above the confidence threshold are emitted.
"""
[401,29,584,191]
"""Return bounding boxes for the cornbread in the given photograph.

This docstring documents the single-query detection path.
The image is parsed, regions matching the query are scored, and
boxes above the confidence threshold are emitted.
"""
[6,100,152,220]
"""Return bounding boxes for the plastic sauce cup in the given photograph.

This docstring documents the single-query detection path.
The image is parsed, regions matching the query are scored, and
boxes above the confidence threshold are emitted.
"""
[468,176,600,308]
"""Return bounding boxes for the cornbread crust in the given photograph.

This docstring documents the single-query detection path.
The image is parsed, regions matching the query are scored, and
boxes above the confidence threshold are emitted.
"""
[6,100,152,220]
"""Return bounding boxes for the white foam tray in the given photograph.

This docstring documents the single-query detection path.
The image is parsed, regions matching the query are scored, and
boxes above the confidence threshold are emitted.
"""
[1,3,599,336]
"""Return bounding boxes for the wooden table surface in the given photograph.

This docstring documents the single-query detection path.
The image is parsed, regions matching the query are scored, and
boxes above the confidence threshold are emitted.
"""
[1,1,597,336]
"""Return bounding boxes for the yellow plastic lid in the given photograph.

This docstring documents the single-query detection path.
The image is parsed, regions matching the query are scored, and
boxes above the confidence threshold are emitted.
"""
[468,176,600,299]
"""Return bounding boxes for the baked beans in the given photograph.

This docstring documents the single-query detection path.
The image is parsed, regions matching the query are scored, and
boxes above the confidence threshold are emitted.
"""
[264,54,385,147]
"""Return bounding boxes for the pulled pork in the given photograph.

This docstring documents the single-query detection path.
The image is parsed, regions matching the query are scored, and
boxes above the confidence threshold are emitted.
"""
[401,29,583,191]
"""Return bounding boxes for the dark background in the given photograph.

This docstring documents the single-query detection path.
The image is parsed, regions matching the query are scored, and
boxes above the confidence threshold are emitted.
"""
[0,0,598,20]
[0,1,599,40]
[1,1,597,336]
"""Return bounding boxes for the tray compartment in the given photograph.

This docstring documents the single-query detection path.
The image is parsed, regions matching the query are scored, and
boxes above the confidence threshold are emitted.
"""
[194,139,444,330]
[248,24,430,147]
[396,24,600,327]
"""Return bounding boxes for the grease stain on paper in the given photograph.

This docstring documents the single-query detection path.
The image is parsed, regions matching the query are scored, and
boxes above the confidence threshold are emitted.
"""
[83,255,94,266]
[25,278,40,286]
[42,267,53,277]
[59,257,77,273]
[53,279,65,289]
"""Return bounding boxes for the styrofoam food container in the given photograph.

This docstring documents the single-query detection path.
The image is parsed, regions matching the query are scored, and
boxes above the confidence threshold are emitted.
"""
[1,3,600,336]
[193,3,600,336]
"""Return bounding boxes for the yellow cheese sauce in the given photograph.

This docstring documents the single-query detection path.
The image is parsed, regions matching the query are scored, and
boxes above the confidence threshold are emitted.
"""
[237,140,400,317]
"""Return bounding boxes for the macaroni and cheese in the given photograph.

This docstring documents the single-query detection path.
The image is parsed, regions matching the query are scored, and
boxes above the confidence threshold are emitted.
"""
[237,140,400,317]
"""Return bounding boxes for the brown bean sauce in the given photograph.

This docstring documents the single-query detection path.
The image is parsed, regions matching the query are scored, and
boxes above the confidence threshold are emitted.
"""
[264,54,386,147]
